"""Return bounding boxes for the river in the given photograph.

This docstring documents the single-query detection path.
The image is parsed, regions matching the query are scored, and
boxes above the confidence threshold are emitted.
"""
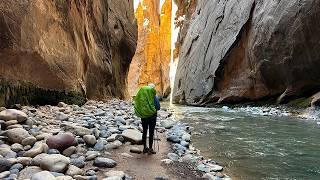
[164,103,320,180]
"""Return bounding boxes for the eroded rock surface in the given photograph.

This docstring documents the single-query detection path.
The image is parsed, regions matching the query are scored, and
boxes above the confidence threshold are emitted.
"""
[173,0,320,105]
[128,0,172,98]
[0,0,137,106]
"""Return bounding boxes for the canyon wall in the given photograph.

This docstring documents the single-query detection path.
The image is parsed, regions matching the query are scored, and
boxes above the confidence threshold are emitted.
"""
[173,0,320,106]
[0,0,137,106]
[128,0,171,98]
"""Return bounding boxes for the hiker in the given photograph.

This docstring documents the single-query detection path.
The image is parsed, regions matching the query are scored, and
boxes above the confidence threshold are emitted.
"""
[134,83,160,154]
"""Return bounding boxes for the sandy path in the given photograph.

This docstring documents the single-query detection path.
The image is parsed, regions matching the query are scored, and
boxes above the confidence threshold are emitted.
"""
[107,132,178,180]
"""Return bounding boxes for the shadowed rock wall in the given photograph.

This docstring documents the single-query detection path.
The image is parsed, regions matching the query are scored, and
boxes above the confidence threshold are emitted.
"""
[173,0,320,106]
[0,0,137,106]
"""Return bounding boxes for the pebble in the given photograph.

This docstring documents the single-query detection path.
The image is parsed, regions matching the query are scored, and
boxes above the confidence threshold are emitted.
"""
[21,136,37,146]
[104,170,125,178]
[93,140,105,151]
[0,171,10,179]
[31,153,48,166]
[56,176,73,180]
[167,153,179,161]
[40,154,70,172]
[103,177,122,180]
[83,135,97,146]
[48,149,61,154]
[11,143,24,152]
[10,163,24,171]
[129,147,142,154]
[18,166,42,179]
[85,151,100,161]
[16,157,32,166]
[63,124,92,137]
[5,120,18,126]
[66,165,84,176]
[31,171,56,180]
[62,146,77,157]
[120,153,133,158]
[74,175,98,180]
[70,156,86,168]
[36,133,52,140]
[106,134,119,142]
[161,159,173,165]
[0,159,13,172]
[93,157,117,168]
[23,142,44,157]
[160,120,176,129]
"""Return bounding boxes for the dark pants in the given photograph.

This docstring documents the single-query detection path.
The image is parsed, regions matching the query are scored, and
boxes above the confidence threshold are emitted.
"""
[141,114,157,149]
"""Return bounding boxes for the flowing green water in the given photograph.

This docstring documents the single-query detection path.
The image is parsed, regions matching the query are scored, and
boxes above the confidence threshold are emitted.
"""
[166,103,320,180]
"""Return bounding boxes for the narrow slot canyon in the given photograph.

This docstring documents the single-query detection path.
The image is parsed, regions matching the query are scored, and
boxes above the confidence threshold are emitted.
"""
[128,0,173,99]
[0,1,320,180]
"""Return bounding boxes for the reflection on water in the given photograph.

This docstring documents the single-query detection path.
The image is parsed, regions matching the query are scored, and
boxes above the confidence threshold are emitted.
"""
[165,103,320,180]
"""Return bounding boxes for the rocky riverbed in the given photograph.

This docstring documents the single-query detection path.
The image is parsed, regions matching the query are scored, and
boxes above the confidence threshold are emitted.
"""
[0,99,231,180]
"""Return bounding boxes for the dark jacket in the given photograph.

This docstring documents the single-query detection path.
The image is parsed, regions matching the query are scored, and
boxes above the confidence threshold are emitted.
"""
[154,96,160,111]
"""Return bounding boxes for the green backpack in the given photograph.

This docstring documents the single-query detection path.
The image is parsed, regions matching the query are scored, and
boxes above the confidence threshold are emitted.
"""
[134,86,157,118]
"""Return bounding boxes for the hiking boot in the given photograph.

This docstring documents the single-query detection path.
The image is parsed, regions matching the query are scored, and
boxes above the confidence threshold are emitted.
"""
[143,148,149,154]
[148,148,156,155]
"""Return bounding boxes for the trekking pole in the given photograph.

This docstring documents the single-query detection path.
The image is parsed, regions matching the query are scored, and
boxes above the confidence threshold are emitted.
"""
[154,127,160,152]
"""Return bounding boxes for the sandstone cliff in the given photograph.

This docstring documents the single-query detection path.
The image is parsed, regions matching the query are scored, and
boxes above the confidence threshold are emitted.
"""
[173,0,320,106]
[0,0,137,106]
[128,0,171,98]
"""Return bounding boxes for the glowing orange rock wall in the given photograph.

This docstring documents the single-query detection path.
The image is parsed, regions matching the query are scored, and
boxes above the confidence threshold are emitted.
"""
[128,0,172,97]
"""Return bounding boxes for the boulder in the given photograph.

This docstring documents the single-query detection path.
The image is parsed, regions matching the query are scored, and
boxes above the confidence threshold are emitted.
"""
[46,133,76,152]
[0,109,27,122]
[6,128,31,143]
[40,154,70,173]
[121,129,142,144]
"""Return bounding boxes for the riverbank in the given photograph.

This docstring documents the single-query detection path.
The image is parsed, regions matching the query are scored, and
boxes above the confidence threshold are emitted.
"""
[0,99,226,179]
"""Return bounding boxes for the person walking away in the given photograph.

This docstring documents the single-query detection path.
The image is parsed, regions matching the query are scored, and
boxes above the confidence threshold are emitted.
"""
[134,84,160,154]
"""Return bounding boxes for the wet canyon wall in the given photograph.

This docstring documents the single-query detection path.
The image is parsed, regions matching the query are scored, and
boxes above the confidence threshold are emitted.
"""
[172,0,320,106]
[0,0,137,106]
